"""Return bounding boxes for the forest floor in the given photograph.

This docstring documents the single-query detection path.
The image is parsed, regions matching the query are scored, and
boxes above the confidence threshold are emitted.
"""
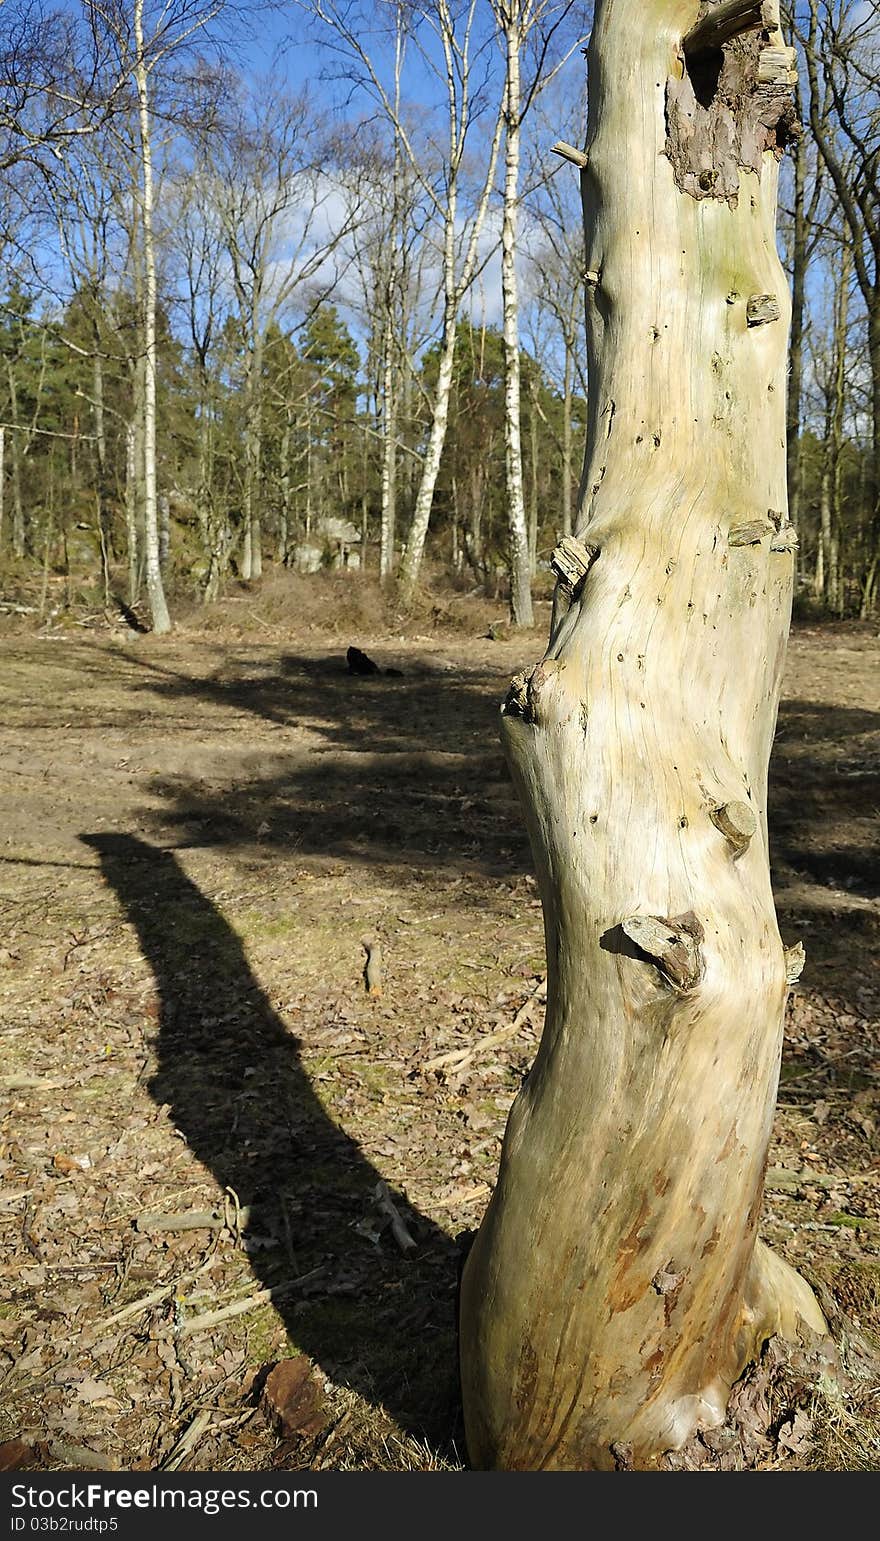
[0,580,878,1473]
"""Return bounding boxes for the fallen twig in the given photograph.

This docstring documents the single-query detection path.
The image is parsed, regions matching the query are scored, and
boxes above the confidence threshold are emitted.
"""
[136,1206,252,1235]
[0,1074,64,1090]
[374,1181,417,1256]
[174,1266,326,1339]
[161,1408,214,1471]
[96,1252,220,1330]
[423,977,547,1074]
[765,1167,872,1192]
[46,1443,119,1471]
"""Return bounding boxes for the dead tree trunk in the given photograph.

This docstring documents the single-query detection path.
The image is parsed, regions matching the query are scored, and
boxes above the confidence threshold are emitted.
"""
[460,0,825,1471]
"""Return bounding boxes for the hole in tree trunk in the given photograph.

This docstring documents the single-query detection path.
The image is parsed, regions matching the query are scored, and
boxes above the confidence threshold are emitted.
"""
[687,47,724,110]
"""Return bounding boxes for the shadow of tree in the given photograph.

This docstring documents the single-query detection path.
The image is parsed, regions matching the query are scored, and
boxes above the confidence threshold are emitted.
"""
[111,645,530,876]
[81,832,461,1453]
[770,698,880,904]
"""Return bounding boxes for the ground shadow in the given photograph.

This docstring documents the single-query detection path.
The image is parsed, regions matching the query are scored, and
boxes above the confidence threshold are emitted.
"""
[113,645,530,877]
[771,698,880,903]
[81,831,461,1452]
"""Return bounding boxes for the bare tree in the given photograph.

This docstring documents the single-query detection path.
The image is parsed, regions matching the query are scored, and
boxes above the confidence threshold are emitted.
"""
[89,0,231,632]
[0,0,127,177]
[800,0,880,612]
[164,129,233,600]
[209,84,357,580]
[461,0,826,1469]
[310,1,508,593]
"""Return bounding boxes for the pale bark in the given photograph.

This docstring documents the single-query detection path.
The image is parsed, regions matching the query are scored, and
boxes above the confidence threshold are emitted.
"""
[379,302,398,583]
[134,0,171,633]
[396,1,505,598]
[460,0,825,1471]
[125,420,139,605]
[500,16,533,627]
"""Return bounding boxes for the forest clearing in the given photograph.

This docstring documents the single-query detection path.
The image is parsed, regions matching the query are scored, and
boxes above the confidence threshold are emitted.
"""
[0,584,878,1473]
[2,0,880,1483]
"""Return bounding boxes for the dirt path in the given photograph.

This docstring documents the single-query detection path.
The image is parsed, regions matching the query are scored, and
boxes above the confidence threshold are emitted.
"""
[0,617,877,1470]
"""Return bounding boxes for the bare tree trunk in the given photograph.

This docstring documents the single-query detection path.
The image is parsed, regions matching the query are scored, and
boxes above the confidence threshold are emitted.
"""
[529,374,539,575]
[125,420,139,605]
[500,18,533,627]
[460,0,825,1471]
[816,248,849,612]
[6,367,25,558]
[241,330,264,581]
[862,307,880,618]
[561,346,574,538]
[398,302,457,594]
[786,124,806,538]
[379,305,397,583]
[92,341,110,561]
[279,410,292,565]
[134,0,171,633]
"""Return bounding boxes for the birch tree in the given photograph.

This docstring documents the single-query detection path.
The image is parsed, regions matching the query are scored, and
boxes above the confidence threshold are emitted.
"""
[310,0,507,594]
[460,0,828,1470]
[489,0,583,626]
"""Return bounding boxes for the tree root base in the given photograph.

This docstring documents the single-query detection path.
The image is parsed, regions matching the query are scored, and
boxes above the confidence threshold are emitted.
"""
[652,1330,840,1471]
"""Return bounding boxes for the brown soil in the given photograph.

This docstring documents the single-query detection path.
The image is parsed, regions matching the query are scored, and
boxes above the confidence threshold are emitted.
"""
[0,592,877,1472]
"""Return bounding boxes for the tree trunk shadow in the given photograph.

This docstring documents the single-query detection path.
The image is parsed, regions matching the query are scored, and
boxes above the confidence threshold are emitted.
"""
[81,832,460,1454]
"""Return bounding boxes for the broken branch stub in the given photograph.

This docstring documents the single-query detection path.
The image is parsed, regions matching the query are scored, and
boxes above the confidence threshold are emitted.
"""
[710,800,757,855]
[683,0,779,63]
[729,517,775,546]
[747,293,781,327]
[770,524,798,552]
[552,140,589,170]
[784,941,806,985]
[621,913,705,992]
[551,535,598,597]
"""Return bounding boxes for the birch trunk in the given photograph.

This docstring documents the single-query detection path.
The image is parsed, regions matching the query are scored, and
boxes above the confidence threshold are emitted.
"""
[125,420,139,605]
[500,20,533,627]
[460,0,825,1471]
[241,331,264,582]
[398,297,455,595]
[379,307,397,583]
[134,0,171,634]
[6,367,25,558]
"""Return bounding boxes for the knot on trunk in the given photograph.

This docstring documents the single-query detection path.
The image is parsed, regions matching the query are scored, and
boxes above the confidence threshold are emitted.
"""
[621,912,705,992]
